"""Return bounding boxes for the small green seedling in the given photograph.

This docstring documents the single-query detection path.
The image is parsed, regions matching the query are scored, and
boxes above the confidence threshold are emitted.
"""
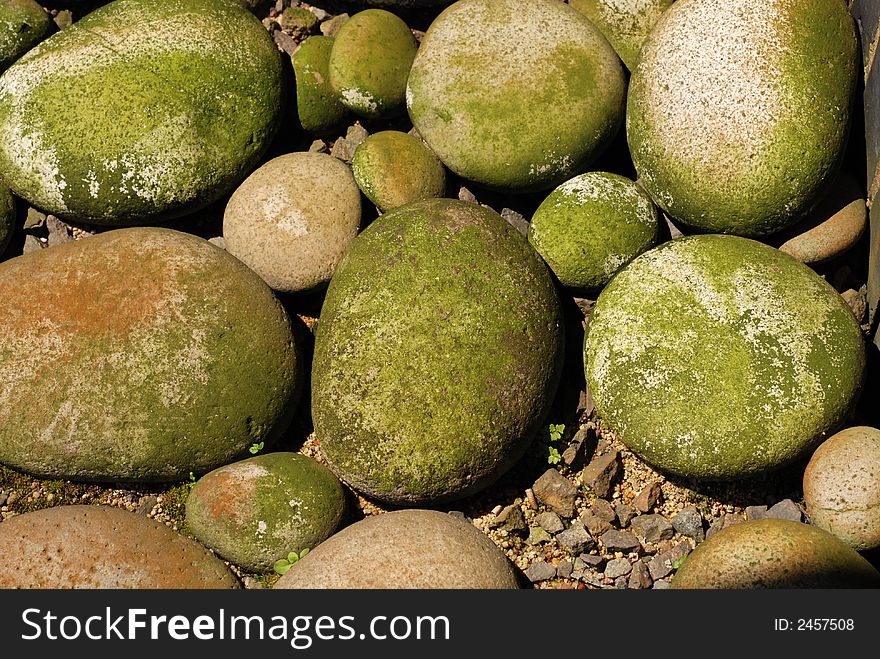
[546,423,565,464]
[249,441,264,455]
[274,548,310,575]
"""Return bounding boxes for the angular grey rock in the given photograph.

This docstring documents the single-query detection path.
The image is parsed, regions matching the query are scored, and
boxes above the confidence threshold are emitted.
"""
[556,560,573,579]
[535,511,564,534]
[766,499,803,522]
[320,13,349,37]
[631,514,675,544]
[604,557,632,579]
[556,523,594,555]
[614,576,628,589]
[493,504,526,534]
[633,482,663,512]
[526,526,552,545]
[614,502,638,527]
[672,506,704,541]
[22,235,44,254]
[579,510,612,537]
[46,216,72,247]
[533,468,579,518]
[577,553,605,568]
[525,561,556,583]
[745,505,768,521]
[648,553,673,581]
[345,123,370,154]
[579,451,621,498]
[652,579,671,589]
[591,499,617,524]
[501,208,529,238]
[562,426,594,469]
[628,561,653,589]
[600,529,641,552]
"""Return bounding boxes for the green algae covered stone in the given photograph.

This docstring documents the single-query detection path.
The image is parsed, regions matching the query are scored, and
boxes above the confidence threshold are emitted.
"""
[528,172,659,290]
[352,130,446,212]
[0,227,301,482]
[569,0,673,70]
[670,519,880,589]
[328,9,417,120]
[0,0,284,226]
[0,182,14,255]
[292,36,350,135]
[627,0,858,236]
[584,235,865,481]
[0,0,52,72]
[407,0,625,193]
[313,198,564,504]
[186,453,347,572]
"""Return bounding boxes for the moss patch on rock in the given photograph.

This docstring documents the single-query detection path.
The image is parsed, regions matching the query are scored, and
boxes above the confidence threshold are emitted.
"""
[328,9,417,119]
[528,172,659,290]
[352,130,446,212]
[0,227,302,482]
[569,0,673,70]
[627,0,858,236]
[0,0,285,225]
[406,0,625,192]
[0,0,52,72]
[292,36,350,135]
[312,198,564,504]
[186,452,346,572]
[585,235,865,480]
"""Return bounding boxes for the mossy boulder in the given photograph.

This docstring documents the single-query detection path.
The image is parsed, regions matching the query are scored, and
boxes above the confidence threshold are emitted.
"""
[275,510,520,588]
[292,36,350,135]
[223,152,362,294]
[0,0,284,225]
[0,183,14,254]
[528,172,659,290]
[328,9,417,119]
[0,505,239,588]
[803,426,880,551]
[313,198,564,504]
[569,0,673,70]
[0,228,301,482]
[670,519,880,588]
[186,453,347,572]
[585,235,865,480]
[352,130,446,212]
[0,0,52,72]
[407,0,625,192]
[627,0,858,236]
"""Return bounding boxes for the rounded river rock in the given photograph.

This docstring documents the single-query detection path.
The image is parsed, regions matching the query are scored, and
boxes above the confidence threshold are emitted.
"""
[0,227,301,481]
[585,235,865,480]
[0,0,284,225]
[275,510,520,588]
[312,198,563,504]
[0,505,239,588]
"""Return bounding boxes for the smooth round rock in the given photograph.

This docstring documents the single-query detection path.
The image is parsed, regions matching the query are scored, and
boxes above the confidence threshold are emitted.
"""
[627,0,858,236]
[671,519,880,588]
[292,36,350,135]
[352,130,446,212]
[223,152,361,294]
[775,172,867,264]
[0,227,301,481]
[0,183,14,254]
[528,172,659,290]
[0,0,284,225]
[0,0,52,72]
[0,505,239,588]
[275,510,520,588]
[407,0,626,192]
[585,235,865,480]
[346,1,451,7]
[313,198,563,504]
[569,0,673,70]
[186,453,347,572]
[328,9,417,119]
[803,426,880,551]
